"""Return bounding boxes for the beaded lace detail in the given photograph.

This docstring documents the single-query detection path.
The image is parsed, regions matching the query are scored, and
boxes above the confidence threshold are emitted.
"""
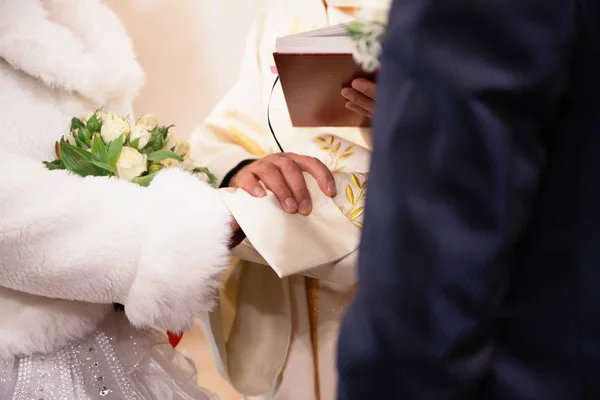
[0,328,144,400]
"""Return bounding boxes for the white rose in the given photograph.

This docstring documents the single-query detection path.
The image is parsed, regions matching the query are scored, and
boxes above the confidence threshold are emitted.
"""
[130,125,152,149]
[101,112,130,143]
[162,132,178,152]
[116,146,148,181]
[353,37,382,73]
[130,115,159,149]
[161,132,190,156]
[159,158,181,168]
[174,140,190,156]
[181,155,196,171]
[136,114,159,130]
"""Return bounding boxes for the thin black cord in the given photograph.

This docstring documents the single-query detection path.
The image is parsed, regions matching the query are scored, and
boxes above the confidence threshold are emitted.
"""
[267,75,285,153]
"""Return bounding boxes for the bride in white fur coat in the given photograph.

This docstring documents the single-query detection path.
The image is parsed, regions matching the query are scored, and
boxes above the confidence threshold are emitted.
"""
[0,0,238,398]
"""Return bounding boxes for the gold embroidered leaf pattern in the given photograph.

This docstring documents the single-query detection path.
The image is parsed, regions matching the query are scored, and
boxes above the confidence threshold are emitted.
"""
[346,185,355,204]
[339,206,344,213]
[314,135,359,175]
[227,125,267,157]
[357,173,368,190]
[349,207,365,220]
[341,173,368,230]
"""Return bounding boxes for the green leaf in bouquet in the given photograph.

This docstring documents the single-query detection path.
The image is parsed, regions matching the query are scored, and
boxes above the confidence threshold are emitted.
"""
[106,135,125,167]
[86,114,102,133]
[73,134,88,149]
[130,137,140,150]
[147,150,183,163]
[88,160,116,175]
[148,136,164,151]
[43,159,66,171]
[59,138,96,177]
[67,144,96,161]
[59,139,114,177]
[158,125,174,139]
[77,126,92,143]
[67,144,112,176]
[148,163,163,174]
[132,172,158,187]
[70,117,85,132]
[346,21,363,39]
[91,134,108,160]
[193,167,218,187]
[150,126,161,136]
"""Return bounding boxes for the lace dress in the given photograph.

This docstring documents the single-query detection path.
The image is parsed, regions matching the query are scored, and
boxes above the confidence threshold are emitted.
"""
[0,313,218,400]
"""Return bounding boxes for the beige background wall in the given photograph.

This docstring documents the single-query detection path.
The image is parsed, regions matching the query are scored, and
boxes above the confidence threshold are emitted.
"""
[105,0,271,138]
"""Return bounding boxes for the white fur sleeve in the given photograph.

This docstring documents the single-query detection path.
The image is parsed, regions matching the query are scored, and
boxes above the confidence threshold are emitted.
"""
[0,154,232,332]
[0,0,144,104]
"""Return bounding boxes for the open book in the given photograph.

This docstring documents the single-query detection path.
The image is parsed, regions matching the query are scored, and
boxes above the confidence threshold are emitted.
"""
[274,23,375,128]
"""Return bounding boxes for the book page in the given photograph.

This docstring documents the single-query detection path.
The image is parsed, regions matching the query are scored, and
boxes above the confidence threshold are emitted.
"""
[300,23,349,37]
[275,36,354,54]
[275,23,354,54]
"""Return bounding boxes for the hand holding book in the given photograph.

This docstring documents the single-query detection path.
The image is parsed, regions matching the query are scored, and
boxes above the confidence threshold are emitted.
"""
[273,9,387,128]
[342,77,377,119]
[274,23,376,128]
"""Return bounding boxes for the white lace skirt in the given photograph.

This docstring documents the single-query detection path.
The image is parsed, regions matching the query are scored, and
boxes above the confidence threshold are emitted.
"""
[0,312,219,400]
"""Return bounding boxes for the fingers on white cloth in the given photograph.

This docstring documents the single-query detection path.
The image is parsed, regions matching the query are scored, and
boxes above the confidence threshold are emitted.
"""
[218,174,360,278]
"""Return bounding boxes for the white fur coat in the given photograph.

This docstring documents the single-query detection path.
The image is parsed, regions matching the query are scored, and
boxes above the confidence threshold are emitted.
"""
[0,0,232,359]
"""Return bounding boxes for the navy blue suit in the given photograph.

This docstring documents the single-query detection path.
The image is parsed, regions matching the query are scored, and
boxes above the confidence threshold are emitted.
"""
[337,0,600,399]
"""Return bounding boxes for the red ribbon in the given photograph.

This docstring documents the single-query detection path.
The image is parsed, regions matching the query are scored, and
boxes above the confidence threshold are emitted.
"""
[168,331,183,348]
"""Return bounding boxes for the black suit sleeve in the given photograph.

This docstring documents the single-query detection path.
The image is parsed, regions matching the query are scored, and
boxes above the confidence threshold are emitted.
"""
[337,0,575,399]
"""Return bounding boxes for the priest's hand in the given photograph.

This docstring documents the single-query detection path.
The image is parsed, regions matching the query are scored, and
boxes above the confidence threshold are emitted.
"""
[341,78,377,118]
[229,153,336,215]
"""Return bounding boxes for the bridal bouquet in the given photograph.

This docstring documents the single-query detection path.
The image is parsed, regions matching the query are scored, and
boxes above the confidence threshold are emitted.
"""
[346,1,391,73]
[44,111,217,348]
[44,111,216,187]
